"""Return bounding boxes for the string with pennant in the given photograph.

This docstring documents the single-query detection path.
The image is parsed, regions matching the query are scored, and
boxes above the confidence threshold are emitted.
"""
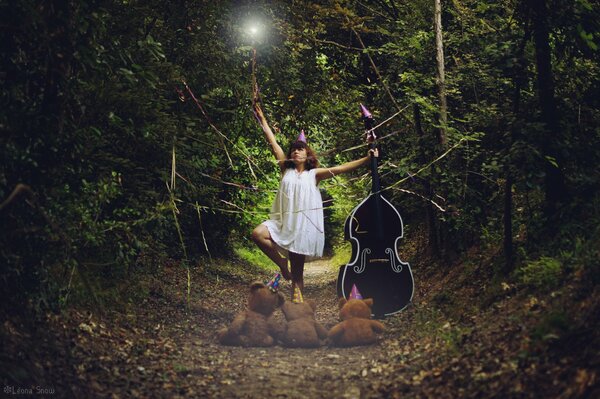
[265,272,282,292]
[292,287,304,303]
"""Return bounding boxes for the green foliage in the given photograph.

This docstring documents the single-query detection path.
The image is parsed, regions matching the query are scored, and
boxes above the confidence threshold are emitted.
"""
[330,241,353,270]
[1,0,599,315]
[531,311,571,344]
[233,244,278,273]
[516,257,563,289]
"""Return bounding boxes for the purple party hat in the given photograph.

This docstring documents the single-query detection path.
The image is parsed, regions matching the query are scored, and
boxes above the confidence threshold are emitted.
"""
[265,272,281,292]
[359,103,372,119]
[349,284,363,300]
[296,129,307,143]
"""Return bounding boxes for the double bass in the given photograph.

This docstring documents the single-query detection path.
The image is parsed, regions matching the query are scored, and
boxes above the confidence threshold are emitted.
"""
[336,104,414,318]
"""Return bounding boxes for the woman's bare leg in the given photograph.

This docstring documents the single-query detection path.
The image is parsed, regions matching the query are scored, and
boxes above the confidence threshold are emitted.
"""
[251,224,291,280]
[289,252,305,300]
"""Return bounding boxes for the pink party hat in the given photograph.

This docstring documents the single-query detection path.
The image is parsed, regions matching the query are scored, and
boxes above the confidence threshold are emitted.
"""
[359,103,372,119]
[265,272,281,292]
[349,284,363,300]
[292,287,304,303]
[296,129,307,143]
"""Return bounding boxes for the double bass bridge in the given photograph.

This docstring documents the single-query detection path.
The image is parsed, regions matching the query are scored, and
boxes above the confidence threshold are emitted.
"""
[353,248,403,274]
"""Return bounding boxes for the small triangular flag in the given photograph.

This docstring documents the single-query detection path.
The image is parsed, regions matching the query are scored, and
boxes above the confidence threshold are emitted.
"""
[292,287,304,303]
[359,103,372,119]
[349,284,363,300]
[296,129,307,143]
[265,272,281,292]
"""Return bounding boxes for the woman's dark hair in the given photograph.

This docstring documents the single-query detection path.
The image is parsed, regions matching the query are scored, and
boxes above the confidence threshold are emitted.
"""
[284,141,319,169]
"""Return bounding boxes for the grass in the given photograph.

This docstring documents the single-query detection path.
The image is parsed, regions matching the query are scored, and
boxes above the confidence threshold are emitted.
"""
[329,242,352,270]
[233,244,278,273]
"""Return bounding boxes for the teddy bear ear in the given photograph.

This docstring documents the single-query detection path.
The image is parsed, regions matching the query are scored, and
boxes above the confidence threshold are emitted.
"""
[338,297,347,309]
[250,281,265,292]
[363,298,374,308]
[306,299,317,311]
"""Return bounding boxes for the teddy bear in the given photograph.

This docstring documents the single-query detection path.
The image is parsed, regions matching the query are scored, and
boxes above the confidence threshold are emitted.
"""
[328,297,385,347]
[218,280,285,347]
[273,288,328,348]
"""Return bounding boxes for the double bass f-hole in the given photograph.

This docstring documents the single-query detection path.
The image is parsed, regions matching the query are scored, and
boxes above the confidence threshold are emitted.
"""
[354,248,371,274]
[385,248,403,273]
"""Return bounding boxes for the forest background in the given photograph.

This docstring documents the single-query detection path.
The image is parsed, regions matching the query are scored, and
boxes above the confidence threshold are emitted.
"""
[1,0,599,393]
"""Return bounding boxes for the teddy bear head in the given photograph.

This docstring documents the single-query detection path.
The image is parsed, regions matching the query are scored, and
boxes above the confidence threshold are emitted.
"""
[338,297,373,320]
[247,281,285,316]
[280,299,317,321]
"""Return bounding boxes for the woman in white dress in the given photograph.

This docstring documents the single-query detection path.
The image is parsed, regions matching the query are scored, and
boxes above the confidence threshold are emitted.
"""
[251,99,377,299]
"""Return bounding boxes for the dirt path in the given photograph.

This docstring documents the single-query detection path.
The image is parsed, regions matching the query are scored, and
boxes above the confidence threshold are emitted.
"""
[21,256,595,398]
[59,259,415,398]
[209,259,385,399]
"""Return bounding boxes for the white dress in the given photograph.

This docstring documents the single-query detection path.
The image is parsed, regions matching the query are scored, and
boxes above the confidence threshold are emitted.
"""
[262,168,325,257]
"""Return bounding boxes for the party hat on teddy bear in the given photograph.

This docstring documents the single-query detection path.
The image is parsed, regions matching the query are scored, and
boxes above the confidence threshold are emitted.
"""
[265,272,281,292]
[292,286,304,303]
[296,129,307,143]
[349,284,363,300]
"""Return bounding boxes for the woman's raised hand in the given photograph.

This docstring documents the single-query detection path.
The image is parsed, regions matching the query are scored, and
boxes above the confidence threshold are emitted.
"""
[369,148,380,158]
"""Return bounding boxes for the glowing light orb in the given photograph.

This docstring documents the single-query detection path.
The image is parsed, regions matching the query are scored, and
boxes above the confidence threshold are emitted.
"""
[245,20,265,43]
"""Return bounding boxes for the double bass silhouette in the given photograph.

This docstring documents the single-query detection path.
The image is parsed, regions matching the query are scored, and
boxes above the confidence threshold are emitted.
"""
[336,104,414,318]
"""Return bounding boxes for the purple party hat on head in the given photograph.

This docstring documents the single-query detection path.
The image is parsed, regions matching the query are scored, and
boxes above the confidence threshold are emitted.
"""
[359,103,372,119]
[349,284,363,300]
[265,272,281,292]
[292,287,304,303]
[296,129,307,143]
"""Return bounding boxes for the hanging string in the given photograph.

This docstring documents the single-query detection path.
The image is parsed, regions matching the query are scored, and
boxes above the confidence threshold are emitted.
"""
[195,201,336,217]
[181,81,234,169]
[366,105,411,134]
[197,171,271,192]
[176,63,465,224]
[392,187,446,212]
[377,138,468,195]
[193,201,212,261]
[172,122,464,220]
[181,81,266,180]
[184,138,467,219]
[347,17,415,128]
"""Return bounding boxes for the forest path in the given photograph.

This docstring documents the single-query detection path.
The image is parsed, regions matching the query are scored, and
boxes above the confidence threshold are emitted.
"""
[46,255,593,398]
[188,258,392,399]
[59,258,427,398]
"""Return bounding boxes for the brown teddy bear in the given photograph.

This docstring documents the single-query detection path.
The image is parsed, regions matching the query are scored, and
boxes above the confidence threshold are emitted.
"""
[274,289,328,348]
[328,297,385,347]
[218,281,285,347]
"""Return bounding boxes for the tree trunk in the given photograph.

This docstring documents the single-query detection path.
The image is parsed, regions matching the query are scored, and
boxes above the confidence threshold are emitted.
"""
[529,0,567,215]
[414,104,440,257]
[434,0,448,148]
[432,0,449,259]
[504,25,531,274]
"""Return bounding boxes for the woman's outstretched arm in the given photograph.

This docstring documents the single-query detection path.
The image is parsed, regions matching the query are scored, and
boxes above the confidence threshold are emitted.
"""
[252,91,286,171]
[315,149,378,183]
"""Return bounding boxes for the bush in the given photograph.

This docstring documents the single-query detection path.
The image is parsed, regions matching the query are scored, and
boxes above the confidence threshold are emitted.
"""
[516,256,563,289]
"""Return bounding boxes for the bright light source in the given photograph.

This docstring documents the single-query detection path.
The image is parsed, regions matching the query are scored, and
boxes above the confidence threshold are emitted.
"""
[245,20,264,43]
